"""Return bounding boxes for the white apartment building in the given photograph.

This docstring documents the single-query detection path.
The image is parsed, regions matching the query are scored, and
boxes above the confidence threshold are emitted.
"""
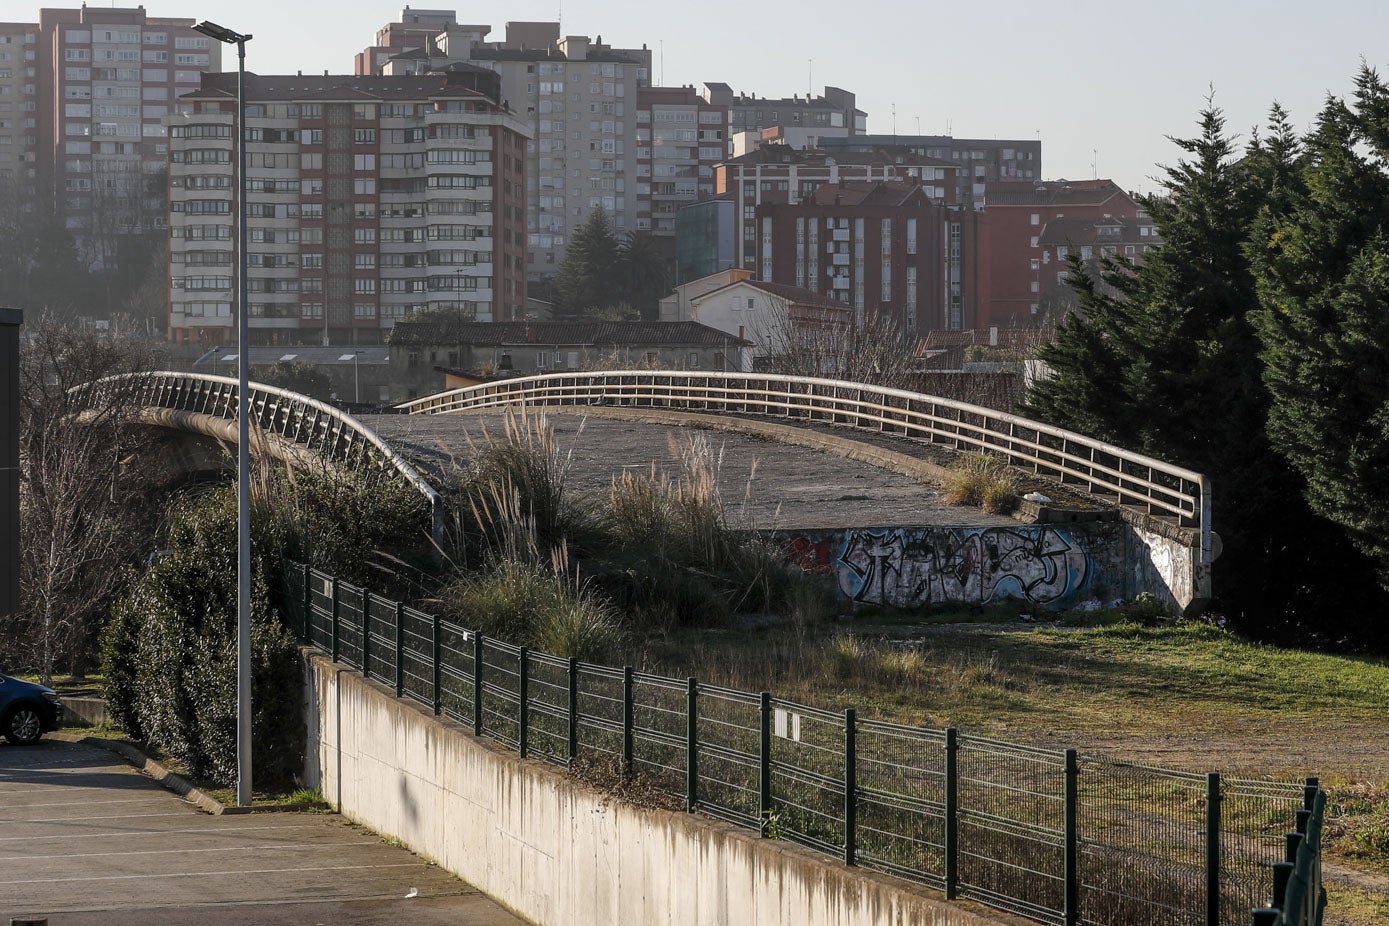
[365,17,651,285]
[166,69,529,345]
[36,6,221,263]
[0,24,37,183]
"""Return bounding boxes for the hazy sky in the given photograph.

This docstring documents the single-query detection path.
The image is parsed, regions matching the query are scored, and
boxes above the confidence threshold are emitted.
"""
[125,0,1388,193]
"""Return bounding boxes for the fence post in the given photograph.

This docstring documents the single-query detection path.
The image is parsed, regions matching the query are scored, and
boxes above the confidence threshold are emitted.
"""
[431,611,442,715]
[1303,776,1320,812]
[622,666,634,778]
[568,657,579,764]
[518,647,529,759]
[1284,831,1304,864]
[844,708,857,867]
[1207,772,1222,926]
[686,677,698,812]
[394,602,404,697]
[472,632,484,736]
[301,562,311,641]
[759,691,772,835]
[1272,861,1294,908]
[361,591,371,680]
[1064,748,1079,926]
[330,577,340,663]
[945,727,958,899]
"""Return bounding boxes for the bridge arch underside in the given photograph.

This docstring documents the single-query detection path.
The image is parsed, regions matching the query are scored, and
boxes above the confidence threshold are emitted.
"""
[115,407,341,481]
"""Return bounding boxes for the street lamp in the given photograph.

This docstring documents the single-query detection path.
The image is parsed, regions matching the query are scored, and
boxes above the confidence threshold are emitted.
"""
[194,19,253,809]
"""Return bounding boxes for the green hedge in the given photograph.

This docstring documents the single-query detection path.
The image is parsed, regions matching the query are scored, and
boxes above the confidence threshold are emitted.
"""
[102,490,304,787]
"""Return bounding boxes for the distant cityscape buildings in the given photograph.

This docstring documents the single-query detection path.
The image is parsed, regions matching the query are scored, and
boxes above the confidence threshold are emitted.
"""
[167,68,528,344]
[2,7,223,263]
[5,4,1160,352]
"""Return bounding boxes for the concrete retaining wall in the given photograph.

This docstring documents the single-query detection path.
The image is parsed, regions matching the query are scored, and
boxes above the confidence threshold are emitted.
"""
[302,651,1025,926]
[784,521,1199,613]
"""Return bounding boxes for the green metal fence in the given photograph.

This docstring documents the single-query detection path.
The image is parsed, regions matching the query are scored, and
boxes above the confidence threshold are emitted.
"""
[1251,788,1327,926]
[285,562,1319,926]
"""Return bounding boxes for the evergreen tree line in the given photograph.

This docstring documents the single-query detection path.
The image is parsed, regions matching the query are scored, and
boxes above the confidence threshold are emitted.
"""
[553,208,671,320]
[1025,67,1389,650]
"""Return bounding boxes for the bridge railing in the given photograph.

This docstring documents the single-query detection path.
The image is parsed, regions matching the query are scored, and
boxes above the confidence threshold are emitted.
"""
[74,371,443,542]
[286,559,1312,926]
[397,370,1210,550]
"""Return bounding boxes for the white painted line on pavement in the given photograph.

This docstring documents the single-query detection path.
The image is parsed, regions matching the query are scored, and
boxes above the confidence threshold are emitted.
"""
[0,822,331,842]
[0,862,424,886]
[0,841,378,861]
[11,812,201,824]
[0,797,171,810]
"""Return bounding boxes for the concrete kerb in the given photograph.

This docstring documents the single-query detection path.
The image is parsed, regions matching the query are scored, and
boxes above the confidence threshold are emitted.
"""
[45,731,308,815]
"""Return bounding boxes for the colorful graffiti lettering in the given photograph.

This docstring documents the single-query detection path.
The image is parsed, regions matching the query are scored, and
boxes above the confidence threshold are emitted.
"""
[789,535,834,573]
[826,526,1091,608]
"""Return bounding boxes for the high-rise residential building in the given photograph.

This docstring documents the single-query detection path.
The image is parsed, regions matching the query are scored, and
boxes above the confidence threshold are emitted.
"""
[715,145,960,272]
[821,135,1042,209]
[28,6,222,263]
[634,86,726,238]
[702,83,865,154]
[0,23,38,184]
[360,14,652,285]
[354,7,465,76]
[751,180,983,333]
[166,69,529,345]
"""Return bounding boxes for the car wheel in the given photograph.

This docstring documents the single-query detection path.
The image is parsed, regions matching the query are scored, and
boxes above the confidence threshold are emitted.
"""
[3,705,44,745]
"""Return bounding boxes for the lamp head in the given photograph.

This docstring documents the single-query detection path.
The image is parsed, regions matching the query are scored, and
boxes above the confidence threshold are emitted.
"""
[193,21,252,44]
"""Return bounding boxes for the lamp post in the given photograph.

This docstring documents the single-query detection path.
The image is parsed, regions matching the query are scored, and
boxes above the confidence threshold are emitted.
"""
[194,19,253,809]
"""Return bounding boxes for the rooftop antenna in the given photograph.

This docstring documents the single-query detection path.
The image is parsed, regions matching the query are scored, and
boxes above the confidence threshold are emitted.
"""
[915,115,921,135]
[1092,148,1098,179]
[892,102,896,136]
[808,58,812,97]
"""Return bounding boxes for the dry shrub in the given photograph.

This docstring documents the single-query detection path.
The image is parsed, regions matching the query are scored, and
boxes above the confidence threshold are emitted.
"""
[943,452,1018,514]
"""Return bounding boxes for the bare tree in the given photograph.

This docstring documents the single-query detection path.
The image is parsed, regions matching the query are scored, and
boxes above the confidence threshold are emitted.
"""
[755,305,921,390]
[10,321,161,681]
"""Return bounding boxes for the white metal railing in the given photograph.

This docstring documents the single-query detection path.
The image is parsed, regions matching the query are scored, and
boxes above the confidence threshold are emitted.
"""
[75,372,444,544]
[398,371,1211,559]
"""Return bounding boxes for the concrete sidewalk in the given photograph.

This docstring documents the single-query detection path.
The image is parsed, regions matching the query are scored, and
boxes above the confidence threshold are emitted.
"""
[0,740,524,925]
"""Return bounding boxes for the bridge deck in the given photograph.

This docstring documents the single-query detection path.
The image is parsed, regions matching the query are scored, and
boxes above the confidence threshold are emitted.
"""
[362,411,1017,531]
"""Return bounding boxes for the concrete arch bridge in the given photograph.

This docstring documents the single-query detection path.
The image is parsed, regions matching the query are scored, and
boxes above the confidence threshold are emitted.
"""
[76,370,1210,611]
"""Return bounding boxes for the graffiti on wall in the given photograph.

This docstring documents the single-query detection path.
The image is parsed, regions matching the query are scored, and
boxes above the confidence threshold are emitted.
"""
[790,526,1094,608]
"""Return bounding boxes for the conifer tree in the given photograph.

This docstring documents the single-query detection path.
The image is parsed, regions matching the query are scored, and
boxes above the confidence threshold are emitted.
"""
[1251,67,1389,588]
[1025,103,1387,641]
[555,207,620,316]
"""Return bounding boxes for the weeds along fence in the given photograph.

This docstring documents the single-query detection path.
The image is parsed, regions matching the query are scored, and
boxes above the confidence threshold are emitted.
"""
[286,561,1322,926]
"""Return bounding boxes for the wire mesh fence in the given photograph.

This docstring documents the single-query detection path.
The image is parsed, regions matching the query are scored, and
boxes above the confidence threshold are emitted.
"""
[284,562,1321,926]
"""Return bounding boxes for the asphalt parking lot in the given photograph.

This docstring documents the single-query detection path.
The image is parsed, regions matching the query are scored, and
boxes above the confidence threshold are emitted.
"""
[0,740,523,925]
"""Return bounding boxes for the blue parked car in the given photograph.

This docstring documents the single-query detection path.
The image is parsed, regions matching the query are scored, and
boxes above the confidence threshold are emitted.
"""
[0,673,63,744]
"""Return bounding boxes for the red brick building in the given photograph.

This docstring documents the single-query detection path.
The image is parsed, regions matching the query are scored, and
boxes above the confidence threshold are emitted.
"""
[752,179,983,335]
[1036,214,1162,318]
[976,179,1143,328]
[715,145,960,274]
